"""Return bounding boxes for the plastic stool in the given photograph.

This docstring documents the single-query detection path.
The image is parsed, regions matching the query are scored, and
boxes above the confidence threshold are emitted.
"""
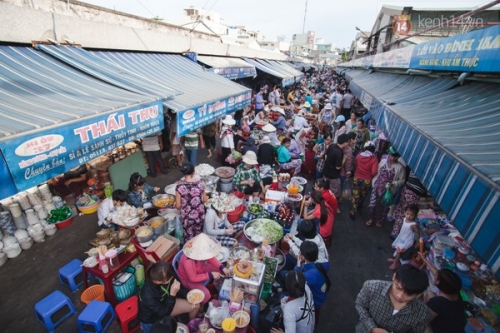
[78,300,115,333]
[34,290,77,332]
[115,296,140,333]
[59,259,83,293]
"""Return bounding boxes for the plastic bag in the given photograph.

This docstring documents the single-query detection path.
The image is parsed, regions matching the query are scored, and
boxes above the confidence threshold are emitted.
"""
[341,179,352,200]
[232,151,242,161]
[174,216,183,243]
[380,183,394,207]
[220,300,231,321]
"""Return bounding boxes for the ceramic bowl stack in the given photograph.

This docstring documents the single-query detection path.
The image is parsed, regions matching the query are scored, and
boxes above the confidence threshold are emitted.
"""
[44,223,57,236]
[19,237,34,250]
[38,184,53,201]
[25,209,39,226]
[2,236,21,258]
[14,229,29,242]
[28,223,45,243]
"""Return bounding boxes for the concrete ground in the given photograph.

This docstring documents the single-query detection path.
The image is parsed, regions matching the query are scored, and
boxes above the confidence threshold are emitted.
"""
[0,151,395,332]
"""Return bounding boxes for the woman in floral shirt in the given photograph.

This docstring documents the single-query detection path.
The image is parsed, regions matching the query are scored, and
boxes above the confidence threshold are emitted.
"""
[175,163,207,243]
[314,132,332,180]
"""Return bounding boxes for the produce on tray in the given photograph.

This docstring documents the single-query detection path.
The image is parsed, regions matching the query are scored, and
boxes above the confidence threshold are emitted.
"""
[244,219,283,244]
[247,204,263,214]
[215,167,235,179]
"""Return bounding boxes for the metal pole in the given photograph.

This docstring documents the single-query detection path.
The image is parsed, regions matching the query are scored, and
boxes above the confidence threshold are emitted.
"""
[302,0,309,34]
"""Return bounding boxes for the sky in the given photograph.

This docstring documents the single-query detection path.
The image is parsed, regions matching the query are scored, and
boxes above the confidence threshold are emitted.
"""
[82,0,491,48]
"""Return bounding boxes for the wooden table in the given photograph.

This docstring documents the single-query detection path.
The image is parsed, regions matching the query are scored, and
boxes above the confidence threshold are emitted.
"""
[83,250,139,306]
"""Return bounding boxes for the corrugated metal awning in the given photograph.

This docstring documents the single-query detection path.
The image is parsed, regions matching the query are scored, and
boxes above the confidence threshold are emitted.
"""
[197,56,257,79]
[90,51,252,137]
[0,45,165,195]
[36,44,182,101]
[243,58,294,86]
[349,71,500,278]
[255,59,295,86]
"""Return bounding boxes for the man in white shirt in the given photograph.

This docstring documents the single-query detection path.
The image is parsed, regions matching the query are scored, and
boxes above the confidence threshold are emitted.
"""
[331,89,343,116]
[142,133,168,177]
[342,89,355,119]
[293,109,309,132]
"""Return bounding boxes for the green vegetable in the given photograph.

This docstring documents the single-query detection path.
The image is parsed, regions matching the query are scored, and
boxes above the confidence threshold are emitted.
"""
[264,257,278,283]
[253,219,283,243]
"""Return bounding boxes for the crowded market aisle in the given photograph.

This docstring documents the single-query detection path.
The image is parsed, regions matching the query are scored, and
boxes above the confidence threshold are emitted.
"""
[0,151,394,333]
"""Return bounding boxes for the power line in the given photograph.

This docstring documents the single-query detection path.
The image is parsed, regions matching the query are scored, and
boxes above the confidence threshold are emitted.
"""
[135,0,155,18]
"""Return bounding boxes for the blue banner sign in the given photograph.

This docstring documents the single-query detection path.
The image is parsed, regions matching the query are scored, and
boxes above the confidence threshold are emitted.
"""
[177,91,252,137]
[209,67,257,80]
[410,25,500,72]
[0,152,18,200]
[0,101,163,192]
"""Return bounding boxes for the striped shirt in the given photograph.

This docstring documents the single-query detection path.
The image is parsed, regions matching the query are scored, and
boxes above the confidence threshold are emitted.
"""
[184,130,201,150]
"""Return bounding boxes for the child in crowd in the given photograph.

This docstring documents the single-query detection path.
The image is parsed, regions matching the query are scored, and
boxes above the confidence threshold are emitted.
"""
[96,189,128,229]
[127,173,160,208]
[301,140,316,180]
[388,205,420,270]
[170,131,184,168]
[302,191,335,241]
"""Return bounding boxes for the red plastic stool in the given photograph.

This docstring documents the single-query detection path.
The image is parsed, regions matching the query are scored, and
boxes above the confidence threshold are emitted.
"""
[115,296,140,333]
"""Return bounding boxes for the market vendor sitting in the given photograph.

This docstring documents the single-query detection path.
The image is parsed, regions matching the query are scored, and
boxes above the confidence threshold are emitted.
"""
[203,194,245,248]
[233,151,265,197]
[262,123,281,147]
[97,189,128,229]
[48,163,89,198]
[277,138,302,175]
[177,233,230,305]
[127,172,160,208]
[270,106,287,132]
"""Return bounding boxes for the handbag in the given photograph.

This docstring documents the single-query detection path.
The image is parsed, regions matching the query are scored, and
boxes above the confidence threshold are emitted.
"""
[393,186,404,205]
[380,183,394,207]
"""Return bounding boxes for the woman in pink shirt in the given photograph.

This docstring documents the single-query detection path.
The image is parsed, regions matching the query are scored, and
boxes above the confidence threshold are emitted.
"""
[177,233,230,304]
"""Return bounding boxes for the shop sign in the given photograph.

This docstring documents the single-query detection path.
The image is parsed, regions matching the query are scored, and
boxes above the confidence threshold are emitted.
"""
[210,67,257,79]
[393,15,412,37]
[177,91,252,137]
[410,25,500,72]
[360,91,373,110]
[0,100,164,192]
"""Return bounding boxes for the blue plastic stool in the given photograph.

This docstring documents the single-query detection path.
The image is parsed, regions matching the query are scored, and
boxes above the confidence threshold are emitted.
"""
[34,290,77,333]
[78,300,115,333]
[59,259,83,293]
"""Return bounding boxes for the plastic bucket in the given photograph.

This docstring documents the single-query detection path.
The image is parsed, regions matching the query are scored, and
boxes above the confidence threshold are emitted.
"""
[81,285,105,305]
[261,282,272,300]
[227,205,244,223]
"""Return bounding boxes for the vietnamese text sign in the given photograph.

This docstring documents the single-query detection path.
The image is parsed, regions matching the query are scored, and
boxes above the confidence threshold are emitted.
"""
[0,100,164,191]
[177,91,252,137]
[210,67,257,80]
[410,25,500,72]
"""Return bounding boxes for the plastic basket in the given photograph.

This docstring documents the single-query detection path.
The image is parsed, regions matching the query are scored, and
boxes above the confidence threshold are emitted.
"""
[113,266,137,302]
[81,284,105,305]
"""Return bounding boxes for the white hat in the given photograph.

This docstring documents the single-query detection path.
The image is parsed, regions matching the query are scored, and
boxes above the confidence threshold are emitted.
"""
[334,115,345,123]
[262,123,276,132]
[271,107,285,115]
[242,151,259,165]
[324,103,332,110]
[364,141,375,148]
[264,105,270,112]
[260,136,271,144]
[222,115,236,125]
[302,101,311,108]
[183,233,221,260]
[298,109,306,116]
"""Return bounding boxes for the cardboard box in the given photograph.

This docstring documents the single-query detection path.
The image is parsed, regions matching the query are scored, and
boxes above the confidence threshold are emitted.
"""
[265,190,285,203]
[145,235,180,263]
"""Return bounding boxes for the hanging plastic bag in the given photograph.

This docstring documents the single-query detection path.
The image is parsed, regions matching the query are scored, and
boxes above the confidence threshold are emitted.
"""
[380,183,394,207]
[219,300,231,321]
[174,216,183,243]
[341,178,352,200]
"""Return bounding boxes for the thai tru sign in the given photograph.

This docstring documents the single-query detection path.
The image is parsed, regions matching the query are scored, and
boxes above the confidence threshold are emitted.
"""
[0,100,163,191]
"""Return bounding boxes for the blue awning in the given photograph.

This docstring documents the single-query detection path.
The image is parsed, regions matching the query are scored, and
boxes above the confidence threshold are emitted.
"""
[197,56,257,79]
[90,51,252,137]
[36,45,182,101]
[0,46,165,196]
[243,58,294,87]
[349,71,500,277]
